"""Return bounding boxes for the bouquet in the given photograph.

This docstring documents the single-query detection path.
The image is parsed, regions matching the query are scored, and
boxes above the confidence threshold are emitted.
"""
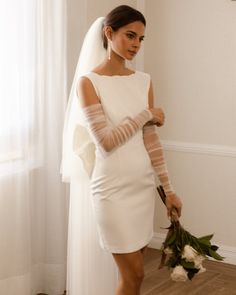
[157,185,224,281]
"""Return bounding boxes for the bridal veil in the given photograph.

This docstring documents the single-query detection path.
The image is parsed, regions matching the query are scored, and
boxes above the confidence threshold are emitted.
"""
[60,17,119,294]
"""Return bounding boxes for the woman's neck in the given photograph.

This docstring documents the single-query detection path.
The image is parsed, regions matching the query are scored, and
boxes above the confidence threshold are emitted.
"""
[99,50,128,75]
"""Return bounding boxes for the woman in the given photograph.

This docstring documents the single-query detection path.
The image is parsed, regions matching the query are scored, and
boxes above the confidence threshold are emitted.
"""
[61,5,182,295]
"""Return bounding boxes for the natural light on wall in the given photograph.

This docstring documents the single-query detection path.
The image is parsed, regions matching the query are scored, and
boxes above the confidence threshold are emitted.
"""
[0,0,38,175]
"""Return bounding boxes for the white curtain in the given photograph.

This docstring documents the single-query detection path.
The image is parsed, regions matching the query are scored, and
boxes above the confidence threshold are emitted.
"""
[0,1,68,294]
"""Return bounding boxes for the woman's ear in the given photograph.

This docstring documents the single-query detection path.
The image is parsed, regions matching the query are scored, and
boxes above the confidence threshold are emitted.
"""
[104,26,113,41]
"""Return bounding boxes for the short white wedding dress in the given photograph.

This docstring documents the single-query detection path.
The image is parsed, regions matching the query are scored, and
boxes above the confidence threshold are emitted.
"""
[67,70,157,294]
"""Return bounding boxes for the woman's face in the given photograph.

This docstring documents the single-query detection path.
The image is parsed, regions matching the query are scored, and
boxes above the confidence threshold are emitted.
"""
[109,21,145,60]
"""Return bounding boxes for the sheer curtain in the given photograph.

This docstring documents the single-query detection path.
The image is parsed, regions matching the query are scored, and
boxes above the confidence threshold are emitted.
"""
[0,1,68,294]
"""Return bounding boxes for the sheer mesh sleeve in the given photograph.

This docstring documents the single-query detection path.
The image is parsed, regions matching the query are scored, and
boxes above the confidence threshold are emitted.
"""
[143,125,174,196]
[81,103,153,155]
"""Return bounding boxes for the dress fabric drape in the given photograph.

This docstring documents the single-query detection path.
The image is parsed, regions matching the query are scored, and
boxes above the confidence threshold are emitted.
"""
[0,1,68,294]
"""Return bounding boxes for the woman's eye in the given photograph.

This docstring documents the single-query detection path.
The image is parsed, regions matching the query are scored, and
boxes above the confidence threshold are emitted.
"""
[126,33,134,39]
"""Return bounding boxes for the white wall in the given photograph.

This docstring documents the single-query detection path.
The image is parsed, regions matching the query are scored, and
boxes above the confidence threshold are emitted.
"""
[144,0,236,256]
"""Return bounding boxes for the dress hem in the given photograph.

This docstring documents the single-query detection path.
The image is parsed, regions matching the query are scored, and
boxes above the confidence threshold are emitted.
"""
[100,232,154,254]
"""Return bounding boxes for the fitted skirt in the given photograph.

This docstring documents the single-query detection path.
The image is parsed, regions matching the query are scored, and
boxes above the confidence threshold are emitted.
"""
[89,140,157,253]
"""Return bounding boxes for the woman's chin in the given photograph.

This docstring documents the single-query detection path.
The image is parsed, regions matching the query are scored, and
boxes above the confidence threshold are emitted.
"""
[125,55,135,61]
[114,51,135,61]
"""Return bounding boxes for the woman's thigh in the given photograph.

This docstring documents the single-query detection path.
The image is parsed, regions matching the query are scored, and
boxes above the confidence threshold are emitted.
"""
[112,246,148,280]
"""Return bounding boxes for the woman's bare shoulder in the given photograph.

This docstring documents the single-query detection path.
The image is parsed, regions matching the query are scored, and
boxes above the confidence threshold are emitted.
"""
[76,76,100,107]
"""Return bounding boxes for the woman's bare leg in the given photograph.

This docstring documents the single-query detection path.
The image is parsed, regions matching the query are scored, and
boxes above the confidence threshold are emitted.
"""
[140,245,148,258]
[112,245,148,295]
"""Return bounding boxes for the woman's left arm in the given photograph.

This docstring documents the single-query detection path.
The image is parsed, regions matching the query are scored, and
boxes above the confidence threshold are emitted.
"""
[143,79,182,218]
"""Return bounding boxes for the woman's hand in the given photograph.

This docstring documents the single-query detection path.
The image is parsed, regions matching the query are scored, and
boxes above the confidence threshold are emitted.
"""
[165,193,182,219]
[148,107,165,126]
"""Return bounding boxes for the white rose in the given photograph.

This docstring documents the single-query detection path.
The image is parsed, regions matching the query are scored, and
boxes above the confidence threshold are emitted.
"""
[194,255,205,268]
[170,265,188,282]
[182,245,198,262]
[164,247,173,255]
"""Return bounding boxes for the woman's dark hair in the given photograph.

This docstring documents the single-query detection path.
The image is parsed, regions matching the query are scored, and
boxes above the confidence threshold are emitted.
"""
[102,5,146,49]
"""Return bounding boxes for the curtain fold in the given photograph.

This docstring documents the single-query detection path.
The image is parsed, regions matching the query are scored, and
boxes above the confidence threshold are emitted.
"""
[0,1,68,294]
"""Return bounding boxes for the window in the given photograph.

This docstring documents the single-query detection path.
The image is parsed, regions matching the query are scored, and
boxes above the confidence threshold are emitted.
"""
[0,1,39,174]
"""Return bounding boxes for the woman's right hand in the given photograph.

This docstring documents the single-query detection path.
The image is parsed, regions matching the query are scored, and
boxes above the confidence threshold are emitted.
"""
[149,107,165,126]
[165,192,182,219]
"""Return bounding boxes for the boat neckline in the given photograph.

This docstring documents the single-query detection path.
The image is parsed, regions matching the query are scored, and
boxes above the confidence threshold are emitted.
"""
[90,71,137,77]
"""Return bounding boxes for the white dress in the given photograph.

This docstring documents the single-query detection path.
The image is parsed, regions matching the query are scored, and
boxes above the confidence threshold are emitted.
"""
[83,70,157,253]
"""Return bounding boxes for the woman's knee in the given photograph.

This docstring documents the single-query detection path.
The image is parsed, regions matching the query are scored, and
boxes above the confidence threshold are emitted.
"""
[121,267,144,290]
[127,263,145,282]
[133,268,145,282]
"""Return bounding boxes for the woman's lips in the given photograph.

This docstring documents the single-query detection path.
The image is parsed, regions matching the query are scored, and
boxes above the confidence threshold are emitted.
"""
[128,50,137,56]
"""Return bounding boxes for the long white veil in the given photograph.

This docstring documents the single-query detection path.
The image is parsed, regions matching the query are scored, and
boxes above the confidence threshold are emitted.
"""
[60,17,119,294]
[60,17,106,182]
